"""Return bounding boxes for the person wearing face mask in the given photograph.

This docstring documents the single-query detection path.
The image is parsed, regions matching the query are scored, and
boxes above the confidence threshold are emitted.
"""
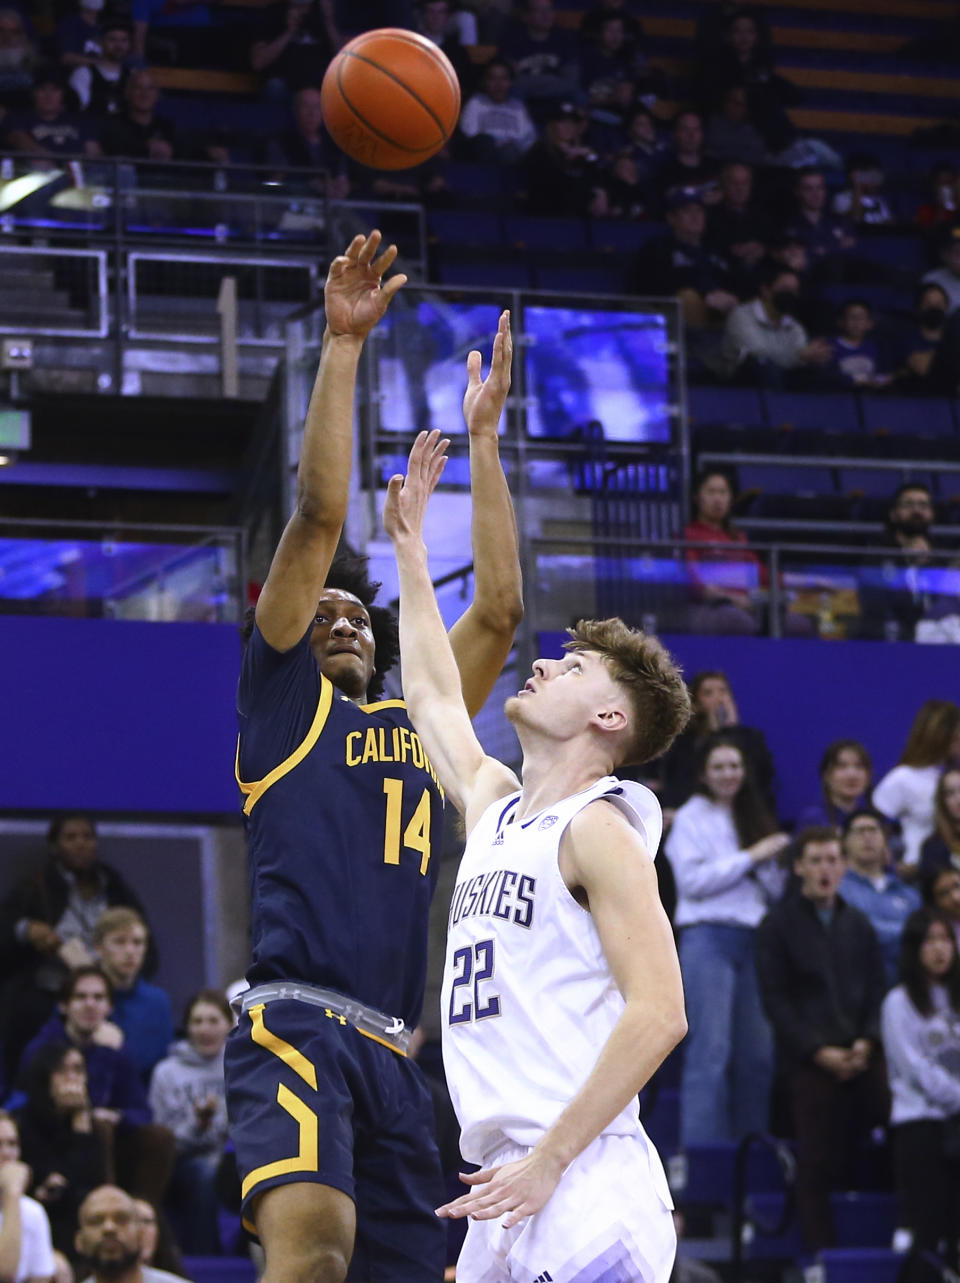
[666,733,790,1144]
[720,260,832,384]
[895,283,949,390]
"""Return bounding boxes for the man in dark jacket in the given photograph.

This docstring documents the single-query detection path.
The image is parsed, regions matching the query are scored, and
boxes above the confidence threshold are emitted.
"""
[756,826,889,1253]
[0,814,155,1090]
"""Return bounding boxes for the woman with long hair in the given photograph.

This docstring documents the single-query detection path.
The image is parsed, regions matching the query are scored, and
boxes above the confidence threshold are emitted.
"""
[12,1043,106,1259]
[881,908,960,1272]
[666,732,790,1144]
[873,700,960,873]
[920,769,960,877]
[685,469,763,636]
[796,739,872,830]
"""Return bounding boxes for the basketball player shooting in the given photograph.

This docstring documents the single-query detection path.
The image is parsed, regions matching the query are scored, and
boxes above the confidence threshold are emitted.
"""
[227,231,522,1283]
[384,431,692,1283]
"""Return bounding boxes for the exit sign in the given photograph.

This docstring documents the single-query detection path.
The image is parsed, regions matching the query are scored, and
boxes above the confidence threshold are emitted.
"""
[0,409,30,450]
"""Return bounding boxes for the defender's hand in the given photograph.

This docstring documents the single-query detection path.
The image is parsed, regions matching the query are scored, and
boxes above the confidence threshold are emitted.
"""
[383,429,449,544]
[435,1148,565,1228]
[462,310,512,441]
[324,230,407,341]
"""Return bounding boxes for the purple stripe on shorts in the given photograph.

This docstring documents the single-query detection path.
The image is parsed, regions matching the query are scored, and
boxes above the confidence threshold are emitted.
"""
[567,1241,636,1283]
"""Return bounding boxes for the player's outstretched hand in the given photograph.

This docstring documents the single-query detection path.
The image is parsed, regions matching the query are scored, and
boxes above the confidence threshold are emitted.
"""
[435,1148,564,1228]
[462,310,512,440]
[383,429,449,545]
[324,229,407,341]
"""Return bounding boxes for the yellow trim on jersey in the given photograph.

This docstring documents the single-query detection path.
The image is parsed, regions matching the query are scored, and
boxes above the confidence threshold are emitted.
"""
[240,1081,319,1200]
[359,697,406,712]
[248,1003,318,1089]
[356,1026,408,1057]
[235,674,335,816]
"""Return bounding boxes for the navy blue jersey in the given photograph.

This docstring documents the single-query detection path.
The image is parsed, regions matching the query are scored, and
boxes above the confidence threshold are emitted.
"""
[236,624,444,1028]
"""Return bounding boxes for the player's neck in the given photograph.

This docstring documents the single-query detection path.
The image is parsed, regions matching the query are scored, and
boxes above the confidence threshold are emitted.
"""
[515,738,613,821]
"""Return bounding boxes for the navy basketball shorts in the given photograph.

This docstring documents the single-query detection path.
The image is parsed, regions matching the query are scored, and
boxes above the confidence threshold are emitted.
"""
[225,997,445,1283]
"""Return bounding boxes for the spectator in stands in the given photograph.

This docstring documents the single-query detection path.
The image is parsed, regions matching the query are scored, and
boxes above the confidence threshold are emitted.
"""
[926,868,960,949]
[609,102,666,190]
[720,261,832,385]
[148,990,230,1254]
[655,669,777,817]
[250,0,341,96]
[895,283,949,390]
[922,224,960,314]
[684,467,764,635]
[656,110,720,208]
[132,1200,185,1279]
[0,8,36,116]
[579,0,643,56]
[264,84,350,197]
[130,0,218,66]
[100,70,175,160]
[94,910,172,1081]
[57,0,105,71]
[828,299,892,388]
[706,161,773,294]
[578,12,642,123]
[874,699,960,873]
[881,908,960,1273]
[703,84,769,168]
[75,1185,183,1283]
[0,814,155,1093]
[13,1044,106,1259]
[831,152,895,227]
[915,163,960,231]
[458,58,537,163]
[696,6,799,153]
[522,100,609,217]
[637,189,737,329]
[781,167,856,277]
[499,0,580,109]
[920,769,960,877]
[0,1110,56,1283]
[863,483,958,642]
[69,21,131,117]
[413,0,471,85]
[3,70,101,157]
[840,810,921,989]
[796,739,873,831]
[756,827,889,1254]
[666,733,789,1144]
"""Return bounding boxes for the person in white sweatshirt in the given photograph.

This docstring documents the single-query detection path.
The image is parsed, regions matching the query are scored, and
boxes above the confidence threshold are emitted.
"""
[873,699,960,876]
[0,1110,54,1283]
[458,59,538,163]
[666,732,789,1145]
[148,990,230,1255]
[881,907,960,1271]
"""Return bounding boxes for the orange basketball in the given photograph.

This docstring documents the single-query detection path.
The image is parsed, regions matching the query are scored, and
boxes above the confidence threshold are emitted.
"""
[320,28,461,171]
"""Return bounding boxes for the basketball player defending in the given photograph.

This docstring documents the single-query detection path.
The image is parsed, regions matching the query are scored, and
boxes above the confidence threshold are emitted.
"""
[384,431,691,1283]
[227,232,522,1283]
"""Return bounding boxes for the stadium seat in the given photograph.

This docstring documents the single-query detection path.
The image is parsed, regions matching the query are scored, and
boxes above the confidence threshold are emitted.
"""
[739,464,836,495]
[640,1086,680,1155]
[861,395,957,438]
[433,251,531,289]
[534,264,631,295]
[426,209,503,248]
[831,1192,897,1248]
[503,214,589,252]
[589,219,666,254]
[839,467,906,497]
[819,1248,902,1283]
[687,385,767,429]
[764,391,861,434]
[183,1259,256,1283]
[670,1141,787,1206]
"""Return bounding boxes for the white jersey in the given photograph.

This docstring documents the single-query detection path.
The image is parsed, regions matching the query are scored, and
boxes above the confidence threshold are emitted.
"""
[441,774,664,1166]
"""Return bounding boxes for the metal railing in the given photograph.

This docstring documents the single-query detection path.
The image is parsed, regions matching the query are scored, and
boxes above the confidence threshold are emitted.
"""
[0,244,108,338]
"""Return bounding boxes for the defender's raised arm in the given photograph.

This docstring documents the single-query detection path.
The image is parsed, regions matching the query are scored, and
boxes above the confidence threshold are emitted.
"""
[255,231,406,652]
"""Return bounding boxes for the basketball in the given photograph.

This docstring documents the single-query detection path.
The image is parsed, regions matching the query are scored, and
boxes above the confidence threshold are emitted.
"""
[320,28,461,171]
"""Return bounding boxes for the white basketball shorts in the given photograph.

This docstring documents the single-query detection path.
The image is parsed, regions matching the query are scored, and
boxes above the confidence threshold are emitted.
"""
[454,1131,676,1283]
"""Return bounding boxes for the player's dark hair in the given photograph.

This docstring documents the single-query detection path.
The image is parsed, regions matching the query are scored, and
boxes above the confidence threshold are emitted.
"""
[240,553,398,700]
[60,965,113,1004]
[817,738,871,824]
[564,618,691,766]
[898,908,960,1017]
[695,731,778,847]
[47,812,96,846]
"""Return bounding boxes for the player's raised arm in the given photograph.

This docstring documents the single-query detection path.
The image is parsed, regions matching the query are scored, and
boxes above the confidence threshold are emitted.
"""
[384,431,518,818]
[255,230,406,652]
[448,311,524,716]
[438,799,687,1226]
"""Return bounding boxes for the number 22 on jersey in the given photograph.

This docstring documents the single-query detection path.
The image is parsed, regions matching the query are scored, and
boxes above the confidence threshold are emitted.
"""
[382,778,431,874]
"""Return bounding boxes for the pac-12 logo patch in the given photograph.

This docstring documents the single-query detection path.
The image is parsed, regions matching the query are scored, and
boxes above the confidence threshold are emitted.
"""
[538,815,558,830]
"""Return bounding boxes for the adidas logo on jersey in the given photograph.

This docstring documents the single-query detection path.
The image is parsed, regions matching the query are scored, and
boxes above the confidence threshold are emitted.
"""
[538,815,558,830]
[533,1272,554,1282]
[492,832,504,846]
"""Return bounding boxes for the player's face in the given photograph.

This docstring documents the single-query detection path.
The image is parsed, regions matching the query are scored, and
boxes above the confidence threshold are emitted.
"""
[0,1119,20,1166]
[63,976,112,1035]
[99,926,148,984]
[703,745,744,802]
[920,920,956,979]
[507,650,625,741]
[310,588,376,699]
[794,840,845,905]
[187,1001,231,1056]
